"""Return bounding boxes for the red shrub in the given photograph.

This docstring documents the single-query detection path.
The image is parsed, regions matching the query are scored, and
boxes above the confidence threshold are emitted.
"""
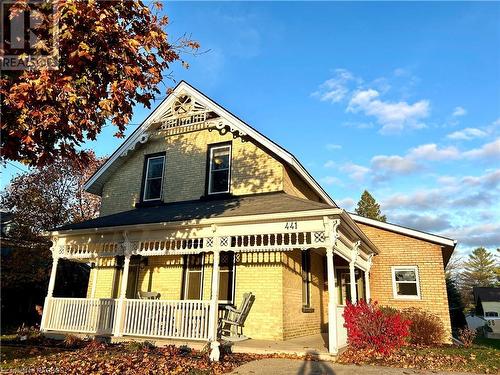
[401,307,445,345]
[343,300,410,355]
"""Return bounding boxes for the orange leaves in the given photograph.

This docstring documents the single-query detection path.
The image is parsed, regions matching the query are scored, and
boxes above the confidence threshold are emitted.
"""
[2,0,200,167]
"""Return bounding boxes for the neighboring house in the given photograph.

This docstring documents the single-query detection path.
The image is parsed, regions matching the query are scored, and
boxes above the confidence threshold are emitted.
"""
[469,287,500,336]
[41,82,456,359]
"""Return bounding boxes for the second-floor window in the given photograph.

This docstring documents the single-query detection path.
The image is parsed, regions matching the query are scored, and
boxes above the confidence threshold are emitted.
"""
[208,144,231,194]
[143,154,165,201]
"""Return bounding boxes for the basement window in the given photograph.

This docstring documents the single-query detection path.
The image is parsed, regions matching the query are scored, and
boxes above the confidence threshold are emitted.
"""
[143,154,165,201]
[392,266,421,299]
[208,144,231,194]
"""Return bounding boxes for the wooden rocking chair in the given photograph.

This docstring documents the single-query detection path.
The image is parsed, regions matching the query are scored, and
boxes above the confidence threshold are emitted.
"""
[219,292,255,342]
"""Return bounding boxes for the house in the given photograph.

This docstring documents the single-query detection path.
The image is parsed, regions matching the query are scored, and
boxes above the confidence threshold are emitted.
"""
[41,81,456,360]
[470,287,500,336]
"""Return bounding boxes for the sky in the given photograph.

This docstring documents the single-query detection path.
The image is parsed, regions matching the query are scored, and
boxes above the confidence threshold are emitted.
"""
[2,2,499,258]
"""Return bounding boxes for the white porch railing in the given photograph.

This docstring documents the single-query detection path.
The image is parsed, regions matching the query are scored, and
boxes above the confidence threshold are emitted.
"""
[336,306,348,348]
[43,297,117,334]
[122,299,211,340]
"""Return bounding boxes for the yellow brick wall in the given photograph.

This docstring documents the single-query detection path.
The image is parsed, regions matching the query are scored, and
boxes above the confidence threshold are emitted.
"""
[282,250,326,339]
[86,258,120,298]
[358,223,452,341]
[86,252,285,340]
[100,129,285,216]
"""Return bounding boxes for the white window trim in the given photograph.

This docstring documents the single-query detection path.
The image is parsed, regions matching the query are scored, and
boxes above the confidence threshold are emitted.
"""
[183,254,205,300]
[391,266,421,300]
[143,155,165,202]
[218,252,236,305]
[208,144,231,195]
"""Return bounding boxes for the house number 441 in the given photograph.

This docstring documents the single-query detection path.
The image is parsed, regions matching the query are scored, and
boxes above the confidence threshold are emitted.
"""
[285,221,298,230]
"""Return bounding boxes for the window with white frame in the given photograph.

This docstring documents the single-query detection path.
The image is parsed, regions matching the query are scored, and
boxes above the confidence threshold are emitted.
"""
[208,144,231,194]
[392,266,421,299]
[143,155,165,201]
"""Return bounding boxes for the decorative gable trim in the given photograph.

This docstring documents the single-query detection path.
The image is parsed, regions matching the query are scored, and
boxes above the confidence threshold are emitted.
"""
[84,81,335,206]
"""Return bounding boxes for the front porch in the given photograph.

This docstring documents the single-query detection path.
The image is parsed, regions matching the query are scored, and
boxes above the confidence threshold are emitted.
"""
[43,208,377,360]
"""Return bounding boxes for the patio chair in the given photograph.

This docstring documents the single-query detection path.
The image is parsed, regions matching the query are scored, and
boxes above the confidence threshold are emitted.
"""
[219,292,255,342]
[137,291,160,299]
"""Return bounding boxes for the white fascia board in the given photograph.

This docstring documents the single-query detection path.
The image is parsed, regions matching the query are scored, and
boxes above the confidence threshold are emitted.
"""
[84,81,336,207]
[350,213,457,248]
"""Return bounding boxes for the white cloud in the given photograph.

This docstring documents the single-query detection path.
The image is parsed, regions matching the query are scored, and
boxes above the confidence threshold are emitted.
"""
[340,162,370,182]
[326,144,342,150]
[463,138,500,160]
[337,197,355,211]
[391,213,452,232]
[408,144,460,161]
[462,169,500,188]
[452,106,467,117]
[347,89,430,133]
[447,127,487,141]
[311,69,359,103]
[371,155,420,174]
[443,223,500,248]
[382,188,449,210]
[324,160,336,168]
[320,176,343,186]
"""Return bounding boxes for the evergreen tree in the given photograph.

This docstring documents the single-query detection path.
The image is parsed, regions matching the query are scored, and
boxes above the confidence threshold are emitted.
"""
[460,247,497,307]
[355,190,387,222]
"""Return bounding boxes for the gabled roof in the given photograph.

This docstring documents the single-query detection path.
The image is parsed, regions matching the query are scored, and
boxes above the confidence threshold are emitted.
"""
[84,81,336,206]
[474,287,500,303]
[53,192,332,232]
[349,213,457,248]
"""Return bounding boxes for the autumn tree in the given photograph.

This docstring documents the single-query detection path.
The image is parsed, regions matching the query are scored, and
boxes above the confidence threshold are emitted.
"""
[459,247,498,308]
[1,0,198,166]
[0,152,104,328]
[355,190,387,222]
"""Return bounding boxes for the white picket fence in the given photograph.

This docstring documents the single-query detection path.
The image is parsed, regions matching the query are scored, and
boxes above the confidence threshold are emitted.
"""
[43,297,117,334]
[122,299,211,340]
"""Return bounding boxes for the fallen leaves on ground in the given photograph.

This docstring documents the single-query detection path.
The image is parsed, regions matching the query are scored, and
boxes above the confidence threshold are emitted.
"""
[0,341,264,375]
[338,345,500,374]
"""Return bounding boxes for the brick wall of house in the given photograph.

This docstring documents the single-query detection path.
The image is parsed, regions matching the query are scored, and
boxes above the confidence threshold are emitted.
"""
[86,251,285,340]
[358,223,452,341]
[282,250,326,339]
[100,129,285,216]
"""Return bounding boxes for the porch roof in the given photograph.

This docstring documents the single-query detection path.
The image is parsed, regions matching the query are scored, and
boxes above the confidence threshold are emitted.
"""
[54,193,332,232]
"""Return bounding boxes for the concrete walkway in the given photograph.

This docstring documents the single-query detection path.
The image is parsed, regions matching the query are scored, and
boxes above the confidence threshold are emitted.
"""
[229,358,475,375]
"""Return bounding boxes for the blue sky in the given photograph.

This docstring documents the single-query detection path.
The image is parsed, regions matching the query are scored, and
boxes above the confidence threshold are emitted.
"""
[2,2,499,257]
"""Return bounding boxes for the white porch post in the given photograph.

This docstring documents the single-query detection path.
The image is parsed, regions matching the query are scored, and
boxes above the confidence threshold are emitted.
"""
[349,241,360,304]
[365,254,373,301]
[113,253,130,337]
[209,246,221,361]
[91,261,99,298]
[40,255,59,331]
[326,246,338,354]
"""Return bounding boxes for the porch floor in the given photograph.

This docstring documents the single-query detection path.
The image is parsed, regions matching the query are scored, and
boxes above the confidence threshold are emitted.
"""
[231,333,335,360]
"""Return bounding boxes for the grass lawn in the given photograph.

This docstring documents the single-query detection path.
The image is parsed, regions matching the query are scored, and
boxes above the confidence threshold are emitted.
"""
[338,337,500,374]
